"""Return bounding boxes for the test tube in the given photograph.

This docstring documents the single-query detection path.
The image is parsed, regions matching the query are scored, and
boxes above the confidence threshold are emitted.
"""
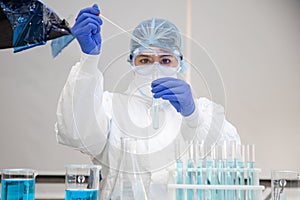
[176,160,184,200]
[206,145,216,200]
[236,144,245,200]
[186,141,194,200]
[247,144,255,200]
[175,141,183,200]
[196,140,205,200]
[152,68,159,129]
[226,141,237,200]
[216,141,226,200]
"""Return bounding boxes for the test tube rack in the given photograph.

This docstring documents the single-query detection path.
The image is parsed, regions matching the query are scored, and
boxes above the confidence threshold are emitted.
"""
[168,167,265,200]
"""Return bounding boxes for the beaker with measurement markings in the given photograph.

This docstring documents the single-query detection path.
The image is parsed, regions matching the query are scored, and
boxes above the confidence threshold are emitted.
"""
[1,168,37,200]
[272,170,300,200]
[65,164,102,200]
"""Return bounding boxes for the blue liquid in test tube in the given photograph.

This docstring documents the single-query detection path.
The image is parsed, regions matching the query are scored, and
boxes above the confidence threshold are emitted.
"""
[196,140,205,200]
[206,146,216,200]
[186,141,194,200]
[247,144,255,200]
[186,159,194,200]
[236,145,245,200]
[65,189,98,200]
[196,160,204,200]
[226,141,237,200]
[176,160,184,200]
[216,160,225,200]
[216,142,226,200]
[175,140,183,200]
[1,179,35,200]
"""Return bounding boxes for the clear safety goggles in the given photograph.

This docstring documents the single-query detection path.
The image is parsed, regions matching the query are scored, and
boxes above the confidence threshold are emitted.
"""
[130,48,182,76]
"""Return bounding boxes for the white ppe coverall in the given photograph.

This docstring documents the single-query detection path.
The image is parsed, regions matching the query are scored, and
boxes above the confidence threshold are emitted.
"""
[55,53,241,199]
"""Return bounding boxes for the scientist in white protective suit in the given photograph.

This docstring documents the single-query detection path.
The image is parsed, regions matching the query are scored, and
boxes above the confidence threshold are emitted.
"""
[55,4,241,200]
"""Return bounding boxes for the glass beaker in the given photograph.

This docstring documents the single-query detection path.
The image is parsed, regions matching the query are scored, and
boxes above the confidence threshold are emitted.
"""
[271,170,300,200]
[65,164,102,200]
[1,169,36,200]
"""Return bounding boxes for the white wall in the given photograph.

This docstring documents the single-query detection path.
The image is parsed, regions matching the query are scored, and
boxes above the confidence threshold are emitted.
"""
[0,0,299,178]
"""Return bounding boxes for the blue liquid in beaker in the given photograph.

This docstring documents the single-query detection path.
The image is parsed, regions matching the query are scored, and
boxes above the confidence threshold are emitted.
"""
[65,189,98,200]
[1,179,35,200]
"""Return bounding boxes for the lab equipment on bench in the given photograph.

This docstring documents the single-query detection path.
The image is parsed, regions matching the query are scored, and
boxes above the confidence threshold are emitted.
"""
[65,164,101,200]
[109,137,149,200]
[1,168,36,200]
[271,170,300,200]
[168,143,264,200]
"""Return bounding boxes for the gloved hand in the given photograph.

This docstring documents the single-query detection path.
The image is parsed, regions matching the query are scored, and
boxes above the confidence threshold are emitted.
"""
[71,4,102,55]
[151,77,195,117]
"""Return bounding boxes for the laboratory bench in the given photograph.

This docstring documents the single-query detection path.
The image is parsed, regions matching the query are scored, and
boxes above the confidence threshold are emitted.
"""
[1,173,274,199]
[0,172,65,200]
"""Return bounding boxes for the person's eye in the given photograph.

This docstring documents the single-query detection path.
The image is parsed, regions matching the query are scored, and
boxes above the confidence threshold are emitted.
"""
[160,58,172,65]
[139,58,152,64]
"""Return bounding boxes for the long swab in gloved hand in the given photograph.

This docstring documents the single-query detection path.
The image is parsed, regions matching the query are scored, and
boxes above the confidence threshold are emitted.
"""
[101,14,149,51]
[101,14,160,130]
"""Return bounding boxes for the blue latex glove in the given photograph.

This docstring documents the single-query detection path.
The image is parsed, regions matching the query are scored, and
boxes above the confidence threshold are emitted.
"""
[151,77,195,117]
[71,4,102,55]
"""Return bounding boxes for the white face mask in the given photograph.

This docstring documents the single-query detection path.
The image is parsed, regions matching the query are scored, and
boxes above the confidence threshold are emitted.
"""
[132,64,178,98]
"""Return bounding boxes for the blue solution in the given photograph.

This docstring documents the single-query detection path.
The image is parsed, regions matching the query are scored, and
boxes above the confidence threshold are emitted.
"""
[1,179,35,200]
[237,161,245,200]
[65,189,98,200]
[176,160,184,200]
[216,160,225,200]
[186,159,194,200]
[206,159,215,200]
[196,160,203,200]
[247,162,254,200]
[225,160,235,200]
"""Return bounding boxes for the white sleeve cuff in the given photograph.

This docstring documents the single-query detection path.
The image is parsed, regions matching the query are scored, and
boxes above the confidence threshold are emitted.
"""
[182,104,204,128]
[79,52,101,74]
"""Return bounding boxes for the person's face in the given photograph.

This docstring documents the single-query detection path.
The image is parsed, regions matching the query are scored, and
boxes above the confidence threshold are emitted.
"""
[134,54,179,68]
[133,47,180,68]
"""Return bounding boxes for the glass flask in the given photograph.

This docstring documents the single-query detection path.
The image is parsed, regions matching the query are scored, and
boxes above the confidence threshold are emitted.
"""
[109,137,150,200]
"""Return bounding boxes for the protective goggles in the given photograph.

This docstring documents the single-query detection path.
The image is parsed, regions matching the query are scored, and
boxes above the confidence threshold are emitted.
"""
[129,48,182,76]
